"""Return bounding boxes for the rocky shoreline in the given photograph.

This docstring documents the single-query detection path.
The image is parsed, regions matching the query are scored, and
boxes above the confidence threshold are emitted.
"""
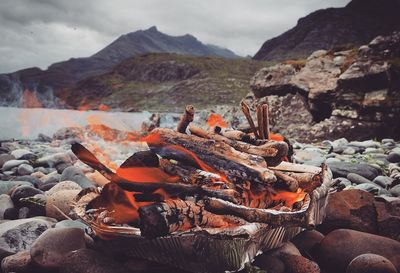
[0,128,399,273]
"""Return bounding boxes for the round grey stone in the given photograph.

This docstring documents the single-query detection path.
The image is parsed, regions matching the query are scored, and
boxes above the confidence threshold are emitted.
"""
[347,173,372,185]
[373,176,394,188]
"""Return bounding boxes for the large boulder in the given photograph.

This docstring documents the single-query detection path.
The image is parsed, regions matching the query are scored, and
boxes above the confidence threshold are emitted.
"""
[314,229,400,272]
[318,189,378,234]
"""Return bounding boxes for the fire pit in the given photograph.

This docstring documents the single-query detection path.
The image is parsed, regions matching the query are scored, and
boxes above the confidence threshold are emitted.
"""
[72,104,333,273]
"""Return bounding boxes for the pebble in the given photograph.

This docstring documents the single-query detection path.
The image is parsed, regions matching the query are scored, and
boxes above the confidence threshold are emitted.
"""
[40,171,61,184]
[45,189,80,220]
[0,154,15,168]
[347,173,372,185]
[45,181,82,196]
[0,218,54,253]
[349,140,380,148]
[10,149,36,160]
[0,181,33,195]
[36,152,75,168]
[327,161,379,180]
[389,185,400,197]
[10,185,43,207]
[315,229,400,272]
[346,254,397,273]
[291,230,324,259]
[354,183,383,195]
[387,152,400,163]
[17,163,34,175]
[343,147,356,155]
[0,194,14,220]
[1,250,33,273]
[382,139,395,144]
[60,166,94,189]
[373,176,394,188]
[55,220,90,233]
[2,160,29,172]
[30,227,87,269]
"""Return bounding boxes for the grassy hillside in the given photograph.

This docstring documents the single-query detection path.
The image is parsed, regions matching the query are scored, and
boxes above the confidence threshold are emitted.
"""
[63,53,270,111]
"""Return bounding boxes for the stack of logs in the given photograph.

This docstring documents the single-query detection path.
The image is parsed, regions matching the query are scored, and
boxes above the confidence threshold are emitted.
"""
[72,103,323,238]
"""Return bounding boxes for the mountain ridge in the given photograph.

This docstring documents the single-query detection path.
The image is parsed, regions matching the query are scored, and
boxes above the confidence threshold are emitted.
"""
[253,0,400,61]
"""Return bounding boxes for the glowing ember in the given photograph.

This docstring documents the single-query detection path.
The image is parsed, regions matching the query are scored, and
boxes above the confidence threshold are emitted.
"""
[116,167,179,183]
[207,113,228,128]
[271,188,306,207]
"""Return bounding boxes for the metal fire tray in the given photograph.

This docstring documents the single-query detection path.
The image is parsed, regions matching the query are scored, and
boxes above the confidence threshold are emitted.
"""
[73,163,333,273]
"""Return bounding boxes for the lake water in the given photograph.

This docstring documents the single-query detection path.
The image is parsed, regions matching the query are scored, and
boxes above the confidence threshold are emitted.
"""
[0,107,152,140]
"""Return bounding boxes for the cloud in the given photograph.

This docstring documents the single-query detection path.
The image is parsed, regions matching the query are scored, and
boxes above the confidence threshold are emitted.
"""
[0,0,350,73]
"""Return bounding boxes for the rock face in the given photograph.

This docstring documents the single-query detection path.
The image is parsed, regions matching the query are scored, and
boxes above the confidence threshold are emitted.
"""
[249,31,400,142]
[253,0,400,61]
[0,26,239,108]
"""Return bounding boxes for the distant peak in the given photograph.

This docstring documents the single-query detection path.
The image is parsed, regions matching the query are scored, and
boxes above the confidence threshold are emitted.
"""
[147,26,158,32]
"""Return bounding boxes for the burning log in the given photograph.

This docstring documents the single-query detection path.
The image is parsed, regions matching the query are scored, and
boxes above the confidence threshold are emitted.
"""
[256,103,270,140]
[283,172,322,192]
[71,143,239,203]
[150,128,277,184]
[176,105,194,133]
[273,170,299,192]
[139,199,248,238]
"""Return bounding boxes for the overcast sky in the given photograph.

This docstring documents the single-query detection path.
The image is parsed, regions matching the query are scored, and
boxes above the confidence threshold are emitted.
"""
[0,0,350,73]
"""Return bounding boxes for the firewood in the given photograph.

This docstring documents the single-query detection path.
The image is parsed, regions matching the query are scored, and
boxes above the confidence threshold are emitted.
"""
[269,161,321,175]
[189,125,288,167]
[283,172,322,192]
[177,105,194,133]
[204,197,307,227]
[151,128,277,184]
[139,199,248,238]
[273,170,299,192]
[256,104,265,139]
[71,143,238,203]
[240,100,259,138]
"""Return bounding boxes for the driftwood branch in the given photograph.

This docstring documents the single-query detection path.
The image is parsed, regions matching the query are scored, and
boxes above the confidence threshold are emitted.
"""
[177,105,194,133]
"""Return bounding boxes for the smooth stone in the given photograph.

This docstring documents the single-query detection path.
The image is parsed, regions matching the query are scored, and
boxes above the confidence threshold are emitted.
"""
[354,183,382,195]
[18,207,30,219]
[55,162,72,174]
[39,182,58,191]
[318,190,377,234]
[36,152,74,168]
[11,175,41,187]
[374,199,400,241]
[0,154,15,168]
[350,140,381,148]
[365,147,385,154]
[55,220,90,232]
[3,208,18,220]
[335,177,352,188]
[1,250,33,273]
[347,173,373,185]
[281,253,320,273]
[37,133,52,142]
[291,230,324,259]
[45,190,80,220]
[390,185,400,197]
[0,181,33,195]
[373,176,394,188]
[382,139,395,144]
[45,181,82,196]
[333,138,349,148]
[60,166,94,189]
[39,171,61,184]
[30,227,86,269]
[327,161,379,180]
[325,157,341,164]
[387,152,400,163]
[59,248,129,273]
[2,160,29,172]
[253,255,285,273]
[11,149,36,160]
[33,167,50,174]
[315,229,400,272]
[17,163,34,176]
[346,253,397,273]
[10,185,43,207]
[0,194,14,220]
[343,147,356,155]
[0,218,53,253]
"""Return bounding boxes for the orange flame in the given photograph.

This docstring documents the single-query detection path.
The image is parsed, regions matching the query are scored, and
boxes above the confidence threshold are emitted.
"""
[271,188,306,207]
[116,167,179,183]
[21,90,42,108]
[98,104,110,111]
[207,113,228,128]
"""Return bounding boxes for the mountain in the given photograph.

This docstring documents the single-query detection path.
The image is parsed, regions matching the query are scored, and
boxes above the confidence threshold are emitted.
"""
[62,53,267,112]
[253,0,400,61]
[0,26,239,108]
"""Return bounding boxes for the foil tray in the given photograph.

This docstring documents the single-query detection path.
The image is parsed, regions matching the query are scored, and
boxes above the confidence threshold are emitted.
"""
[73,164,333,273]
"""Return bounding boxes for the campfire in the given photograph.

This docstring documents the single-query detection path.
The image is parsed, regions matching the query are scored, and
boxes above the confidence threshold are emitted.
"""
[72,102,333,272]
